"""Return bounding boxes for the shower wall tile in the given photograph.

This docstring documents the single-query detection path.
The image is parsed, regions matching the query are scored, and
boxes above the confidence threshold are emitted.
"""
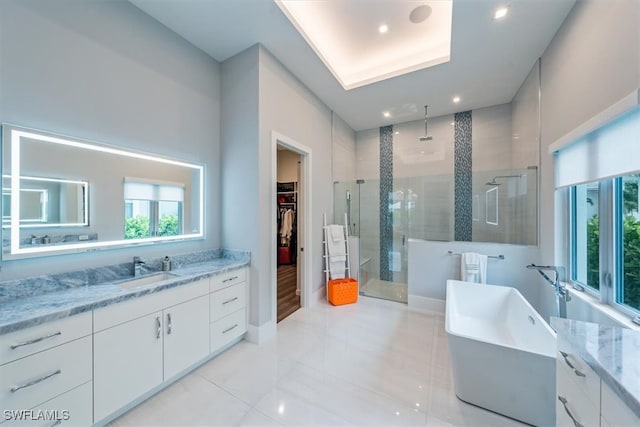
[472,103,513,172]
[454,111,473,242]
[354,128,381,180]
[379,125,393,281]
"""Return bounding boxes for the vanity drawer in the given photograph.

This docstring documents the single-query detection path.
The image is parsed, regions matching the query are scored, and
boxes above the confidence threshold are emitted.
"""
[210,308,246,353]
[556,346,600,404]
[556,356,600,427]
[210,282,246,322]
[0,312,92,366]
[0,335,92,414]
[210,268,246,292]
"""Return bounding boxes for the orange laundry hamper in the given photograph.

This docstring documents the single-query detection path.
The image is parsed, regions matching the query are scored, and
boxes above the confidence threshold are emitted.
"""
[327,277,358,306]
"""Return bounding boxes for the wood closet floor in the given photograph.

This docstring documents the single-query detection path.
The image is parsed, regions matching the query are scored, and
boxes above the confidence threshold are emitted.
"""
[277,264,300,322]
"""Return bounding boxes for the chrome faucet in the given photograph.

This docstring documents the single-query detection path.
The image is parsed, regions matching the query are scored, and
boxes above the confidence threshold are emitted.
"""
[133,256,146,277]
[527,264,569,317]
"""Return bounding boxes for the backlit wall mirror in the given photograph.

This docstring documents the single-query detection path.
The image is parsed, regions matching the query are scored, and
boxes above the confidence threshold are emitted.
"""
[1,124,204,259]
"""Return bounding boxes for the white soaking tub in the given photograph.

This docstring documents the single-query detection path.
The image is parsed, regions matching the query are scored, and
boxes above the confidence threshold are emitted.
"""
[445,280,556,426]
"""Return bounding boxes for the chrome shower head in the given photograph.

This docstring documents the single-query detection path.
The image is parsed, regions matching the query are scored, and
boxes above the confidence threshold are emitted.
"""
[486,180,500,186]
[420,105,432,142]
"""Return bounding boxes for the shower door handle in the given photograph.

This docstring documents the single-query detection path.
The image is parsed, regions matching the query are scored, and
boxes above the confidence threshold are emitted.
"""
[402,235,406,246]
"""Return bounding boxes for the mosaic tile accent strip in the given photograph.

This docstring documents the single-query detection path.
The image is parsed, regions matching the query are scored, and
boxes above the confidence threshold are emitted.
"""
[454,111,473,241]
[379,125,394,281]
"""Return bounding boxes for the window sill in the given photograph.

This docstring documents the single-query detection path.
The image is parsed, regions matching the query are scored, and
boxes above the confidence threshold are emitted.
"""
[564,283,640,331]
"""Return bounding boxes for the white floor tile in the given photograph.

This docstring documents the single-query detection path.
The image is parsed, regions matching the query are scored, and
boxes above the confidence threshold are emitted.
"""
[109,373,251,426]
[109,295,532,427]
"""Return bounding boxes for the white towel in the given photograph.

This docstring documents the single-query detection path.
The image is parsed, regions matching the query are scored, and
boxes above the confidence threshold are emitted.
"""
[460,252,488,284]
[326,225,346,279]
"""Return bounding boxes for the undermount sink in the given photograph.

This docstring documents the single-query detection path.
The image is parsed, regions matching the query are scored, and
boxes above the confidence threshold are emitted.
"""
[118,272,178,289]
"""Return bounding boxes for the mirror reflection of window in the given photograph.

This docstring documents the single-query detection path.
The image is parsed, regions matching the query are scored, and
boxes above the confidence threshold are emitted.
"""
[124,180,184,239]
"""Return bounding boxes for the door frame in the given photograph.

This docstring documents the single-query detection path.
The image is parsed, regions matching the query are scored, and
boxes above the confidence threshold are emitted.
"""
[271,131,312,320]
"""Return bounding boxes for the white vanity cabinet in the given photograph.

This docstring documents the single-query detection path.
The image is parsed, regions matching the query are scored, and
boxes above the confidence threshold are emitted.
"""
[93,278,210,423]
[163,294,210,380]
[556,347,600,427]
[209,269,247,353]
[0,311,93,426]
[556,331,640,427]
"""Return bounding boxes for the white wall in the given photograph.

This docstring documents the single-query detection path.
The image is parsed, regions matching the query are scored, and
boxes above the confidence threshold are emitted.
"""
[221,45,337,338]
[408,239,540,314]
[331,113,356,183]
[259,46,334,307]
[220,46,260,324]
[0,0,221,279]
[538,0,640,322]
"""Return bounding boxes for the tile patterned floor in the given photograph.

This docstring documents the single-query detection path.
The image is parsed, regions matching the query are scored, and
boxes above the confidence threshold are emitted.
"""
[110,296,527,426]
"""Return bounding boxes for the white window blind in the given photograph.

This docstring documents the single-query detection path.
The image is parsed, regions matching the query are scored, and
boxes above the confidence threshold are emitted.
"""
[124,179,184,202]
[553,103,640,189]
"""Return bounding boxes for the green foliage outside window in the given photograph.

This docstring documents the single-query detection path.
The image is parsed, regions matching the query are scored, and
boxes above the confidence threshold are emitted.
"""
[585,177,640,310]
[125,216,150,239]
[158,214,179,236]
[125,214,179,239]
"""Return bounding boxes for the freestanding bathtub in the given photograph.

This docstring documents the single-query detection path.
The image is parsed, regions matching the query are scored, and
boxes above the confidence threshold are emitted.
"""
[445,280,556,426]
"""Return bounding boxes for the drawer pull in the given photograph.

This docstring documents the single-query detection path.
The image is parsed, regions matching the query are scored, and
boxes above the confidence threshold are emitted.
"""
[167,313,172,335]
[559,351,586,377]
[223,276,239,283]
[222,297,239,305]
[156,316,162,339]
[10,331,62,350]
[11,369,62,393]
[558,396,585,427]
[222,324,239,334]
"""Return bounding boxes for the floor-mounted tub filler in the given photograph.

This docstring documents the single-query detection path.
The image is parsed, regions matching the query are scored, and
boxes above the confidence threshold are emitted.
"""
[445,280,557,426]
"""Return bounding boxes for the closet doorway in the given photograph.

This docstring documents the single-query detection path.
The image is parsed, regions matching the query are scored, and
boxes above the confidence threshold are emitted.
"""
[276,146,302,322]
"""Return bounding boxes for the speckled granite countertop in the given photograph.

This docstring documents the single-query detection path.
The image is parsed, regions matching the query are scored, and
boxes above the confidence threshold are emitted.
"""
[0,249,250,335]
[551,317,640,418]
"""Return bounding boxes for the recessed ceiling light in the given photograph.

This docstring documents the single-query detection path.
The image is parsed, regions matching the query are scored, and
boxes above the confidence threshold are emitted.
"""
[450,122,455,126]
[494,6,509,20]
[395,131,400,135]
[378,24,389,34]
[383,111,391,118]
[409,5,432,24]
[453,96,461,103]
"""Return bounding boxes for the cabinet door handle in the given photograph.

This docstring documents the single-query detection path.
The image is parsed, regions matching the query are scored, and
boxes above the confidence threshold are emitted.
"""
[559,351,586,377]
[558,396,584,427]
[222,297,239,305]
[156,316,162,339]
[223,276,238,283]
[10,331,61,350]
[222,324,238,334]
[166,313,172,335]
[11,369,62,393]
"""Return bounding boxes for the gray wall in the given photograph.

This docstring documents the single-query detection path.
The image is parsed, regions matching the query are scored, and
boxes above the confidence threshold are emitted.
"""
[537,0,640,322]
[221,45,336,333]
[0,0,221,278]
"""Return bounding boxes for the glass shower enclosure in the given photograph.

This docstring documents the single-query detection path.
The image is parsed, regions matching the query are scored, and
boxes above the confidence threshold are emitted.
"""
[334,167,537,304]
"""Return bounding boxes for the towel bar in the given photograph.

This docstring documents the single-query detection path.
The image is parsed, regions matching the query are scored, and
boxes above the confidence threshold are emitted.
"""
[447,250,504,260]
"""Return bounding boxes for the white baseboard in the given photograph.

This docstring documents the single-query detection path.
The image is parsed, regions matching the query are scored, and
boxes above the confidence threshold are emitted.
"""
[246,320,276,344]
[408,295,445,315]
[310,285,326,306]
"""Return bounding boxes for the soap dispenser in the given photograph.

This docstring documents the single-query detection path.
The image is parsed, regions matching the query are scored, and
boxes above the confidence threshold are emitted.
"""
[162,256,172,271]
